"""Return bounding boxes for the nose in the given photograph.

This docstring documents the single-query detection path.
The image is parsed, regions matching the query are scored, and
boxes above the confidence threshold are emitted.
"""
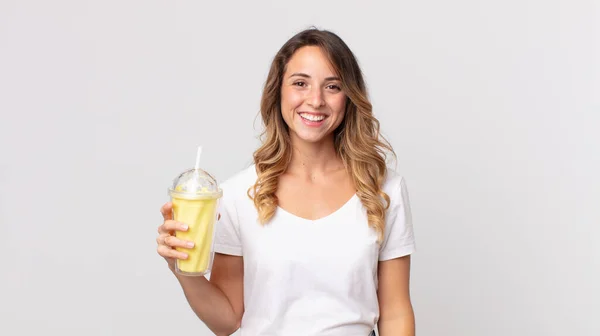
[306,86,325,108]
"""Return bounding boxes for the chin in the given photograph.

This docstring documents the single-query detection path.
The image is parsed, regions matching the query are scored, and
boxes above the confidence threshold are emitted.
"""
[293,130,330,144]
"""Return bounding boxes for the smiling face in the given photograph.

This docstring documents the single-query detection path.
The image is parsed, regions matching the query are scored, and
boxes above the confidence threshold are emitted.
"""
[280,46,347,144]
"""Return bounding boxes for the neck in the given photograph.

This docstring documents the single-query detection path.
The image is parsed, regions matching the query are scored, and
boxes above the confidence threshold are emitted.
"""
[286,134,345,177]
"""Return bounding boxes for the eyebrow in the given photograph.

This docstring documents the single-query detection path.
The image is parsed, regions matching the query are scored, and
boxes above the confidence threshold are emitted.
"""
[289,72,341,81]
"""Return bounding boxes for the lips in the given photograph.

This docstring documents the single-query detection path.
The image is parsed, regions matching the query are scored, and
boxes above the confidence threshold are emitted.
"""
[297,112,327,127]
[298,112,327,121]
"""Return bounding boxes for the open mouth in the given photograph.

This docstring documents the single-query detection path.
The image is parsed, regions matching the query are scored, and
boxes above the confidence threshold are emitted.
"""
[298,112,327,126]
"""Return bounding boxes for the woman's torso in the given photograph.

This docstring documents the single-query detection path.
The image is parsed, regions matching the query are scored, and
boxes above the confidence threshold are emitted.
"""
[213,164,411,335]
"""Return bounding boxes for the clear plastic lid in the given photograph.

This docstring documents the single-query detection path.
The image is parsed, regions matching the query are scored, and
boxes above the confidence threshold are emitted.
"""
[168,168,223,200]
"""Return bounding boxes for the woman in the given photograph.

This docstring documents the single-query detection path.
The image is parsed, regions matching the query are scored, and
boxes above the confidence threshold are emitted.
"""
[157,28,416,336]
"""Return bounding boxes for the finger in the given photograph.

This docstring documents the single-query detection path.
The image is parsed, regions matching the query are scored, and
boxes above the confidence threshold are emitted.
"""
[160,202,173,221]
[164,235,195,249]
[157,245,188,260]
[160,220,188,233]
[157,222,173,235]
[156,233,170,246]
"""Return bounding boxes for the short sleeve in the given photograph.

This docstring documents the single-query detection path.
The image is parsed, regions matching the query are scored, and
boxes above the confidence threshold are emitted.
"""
[379,176,416,261]
[213,184,243,256]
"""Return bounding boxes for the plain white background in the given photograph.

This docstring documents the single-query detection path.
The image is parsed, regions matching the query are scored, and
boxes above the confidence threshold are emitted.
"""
[1,0,598,335]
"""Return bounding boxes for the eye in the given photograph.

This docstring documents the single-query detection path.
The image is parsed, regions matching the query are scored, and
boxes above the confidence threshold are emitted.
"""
[293,81,307,87]
[326,84,341,91]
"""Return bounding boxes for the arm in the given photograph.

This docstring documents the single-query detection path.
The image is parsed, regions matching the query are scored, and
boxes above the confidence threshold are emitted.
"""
[172,252,244,336]
[377,255,415,336]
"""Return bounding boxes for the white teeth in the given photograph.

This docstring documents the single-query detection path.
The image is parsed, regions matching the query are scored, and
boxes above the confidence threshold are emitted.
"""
[300,113,325,121]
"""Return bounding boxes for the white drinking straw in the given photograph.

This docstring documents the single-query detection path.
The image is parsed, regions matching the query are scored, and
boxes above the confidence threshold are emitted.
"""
[195,146,202,170]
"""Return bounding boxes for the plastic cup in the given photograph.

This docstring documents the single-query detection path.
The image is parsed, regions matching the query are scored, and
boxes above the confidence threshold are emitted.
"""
[168,168,223,276]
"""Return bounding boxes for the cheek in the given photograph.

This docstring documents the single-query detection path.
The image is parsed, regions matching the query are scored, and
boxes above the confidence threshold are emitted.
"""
[331,95,347,116]
[281,88,303,109]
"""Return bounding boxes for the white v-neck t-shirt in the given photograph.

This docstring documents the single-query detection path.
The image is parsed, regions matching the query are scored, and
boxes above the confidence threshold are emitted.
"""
[213,165,416,336]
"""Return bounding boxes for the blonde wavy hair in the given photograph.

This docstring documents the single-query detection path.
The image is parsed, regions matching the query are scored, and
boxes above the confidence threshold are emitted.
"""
[248,28,396,242]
